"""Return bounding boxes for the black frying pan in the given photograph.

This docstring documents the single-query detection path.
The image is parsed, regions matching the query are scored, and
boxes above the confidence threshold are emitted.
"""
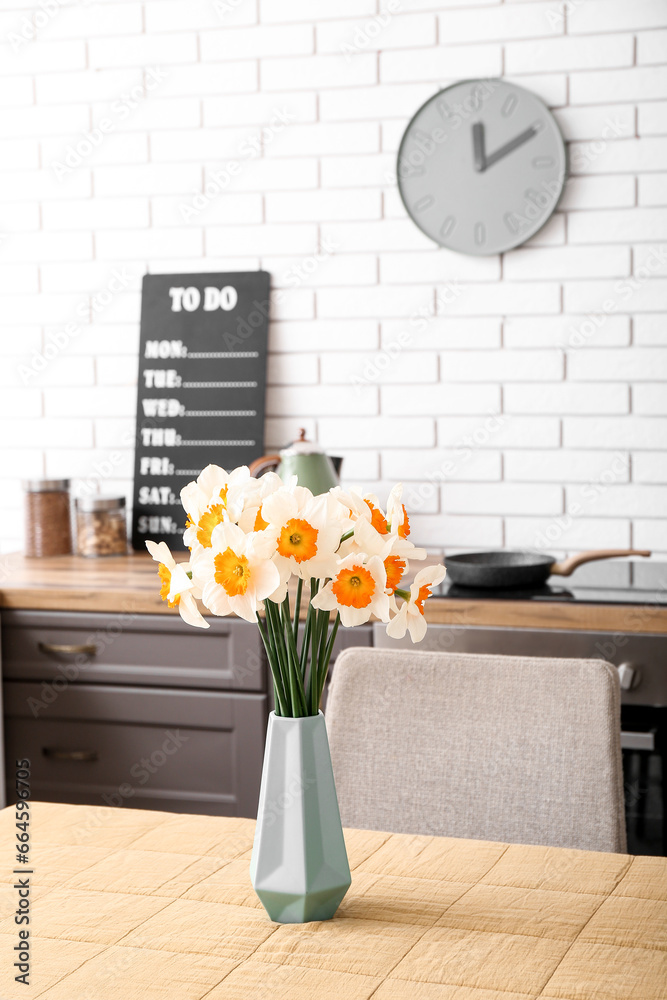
[445,548,651,589]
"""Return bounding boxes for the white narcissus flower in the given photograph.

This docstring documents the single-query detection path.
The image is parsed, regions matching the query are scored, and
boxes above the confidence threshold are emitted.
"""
[237,471,286,535]
[145,540,209,629]
[329,486,390,560]
[331,486,389,534]
[311,553,390,627]
[386,563,447,643]
[353,516,427,595]
[182,464,251,550]
[193,522,280,624]
[260,487,344,582]
[386,483,411,539]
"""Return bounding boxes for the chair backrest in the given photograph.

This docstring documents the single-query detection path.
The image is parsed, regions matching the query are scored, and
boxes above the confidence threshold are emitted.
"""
[325,648,626,853]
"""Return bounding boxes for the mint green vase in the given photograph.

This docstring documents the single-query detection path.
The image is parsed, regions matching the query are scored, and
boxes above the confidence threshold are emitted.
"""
[250,711,351,923]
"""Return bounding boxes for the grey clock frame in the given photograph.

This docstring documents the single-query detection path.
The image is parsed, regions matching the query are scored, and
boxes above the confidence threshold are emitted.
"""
[396,78,569,256]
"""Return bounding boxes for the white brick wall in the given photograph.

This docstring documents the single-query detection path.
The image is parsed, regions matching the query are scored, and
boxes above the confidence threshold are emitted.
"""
[1,0,666,559]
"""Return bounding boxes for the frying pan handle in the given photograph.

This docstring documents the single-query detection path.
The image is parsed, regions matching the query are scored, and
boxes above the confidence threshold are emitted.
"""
[550,549,651,577]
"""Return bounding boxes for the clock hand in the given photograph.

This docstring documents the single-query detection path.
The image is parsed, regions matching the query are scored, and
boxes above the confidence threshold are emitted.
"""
[484,125,538,170]
[472,122,485,172]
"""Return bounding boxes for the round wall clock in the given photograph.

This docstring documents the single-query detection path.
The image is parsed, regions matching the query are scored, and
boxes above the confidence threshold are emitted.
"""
[397,78,567,256]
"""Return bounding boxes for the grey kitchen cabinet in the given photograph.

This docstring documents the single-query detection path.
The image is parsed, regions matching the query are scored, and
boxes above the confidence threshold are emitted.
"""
[1,609,371,817]
[4,681,266,816]
[1,610,264,691]
[1,610,267,816]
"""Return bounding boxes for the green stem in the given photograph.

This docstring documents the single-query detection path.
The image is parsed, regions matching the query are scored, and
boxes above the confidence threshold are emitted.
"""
[300,603,312,680]
[264,603,286,715]
[317,612,340,709]
[309,585,326,715]
[303,578,318,703]
[281,595,308,717]
[394,587,411,600]
[293,576,303,643]
[315,608,331,713]
[264,600,292,716]
[310,605,329,715]
[257,613,288,716]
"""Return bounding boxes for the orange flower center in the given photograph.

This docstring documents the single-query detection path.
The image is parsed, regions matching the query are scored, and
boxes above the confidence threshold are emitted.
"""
[332,564,375,609]
[415,584,432,615]
[214,547,250,596]
[254,505,269,531]
[365,500,388,534]
[384,555,406,593]
[157,564,180,608]
[398,504,411,538]
[277,518,318,563]
[196,504,226,547]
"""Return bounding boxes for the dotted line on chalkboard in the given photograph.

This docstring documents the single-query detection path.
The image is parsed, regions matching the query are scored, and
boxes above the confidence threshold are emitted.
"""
[182,381,258,388]
[186,351,260,359]
[184,410,257,417]
[179,440,256,447]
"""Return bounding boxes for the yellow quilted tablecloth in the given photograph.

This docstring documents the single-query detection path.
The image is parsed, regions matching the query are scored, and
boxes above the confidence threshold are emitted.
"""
[0,802,666,999]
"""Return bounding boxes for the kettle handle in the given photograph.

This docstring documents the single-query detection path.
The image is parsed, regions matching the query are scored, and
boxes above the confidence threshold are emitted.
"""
[249,454,281,477]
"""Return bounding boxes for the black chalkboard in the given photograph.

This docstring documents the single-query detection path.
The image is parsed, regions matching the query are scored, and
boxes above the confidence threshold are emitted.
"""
[131,271,270,551]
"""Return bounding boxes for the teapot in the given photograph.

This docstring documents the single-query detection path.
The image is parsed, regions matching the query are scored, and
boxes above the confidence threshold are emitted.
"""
[249,429,342,494]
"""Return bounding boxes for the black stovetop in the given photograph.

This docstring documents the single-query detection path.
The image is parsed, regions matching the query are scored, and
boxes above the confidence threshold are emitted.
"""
[434,560,667,605]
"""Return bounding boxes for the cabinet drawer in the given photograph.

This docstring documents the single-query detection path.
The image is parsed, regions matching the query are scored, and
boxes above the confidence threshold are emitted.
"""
[1,610,265,692]
[4,681,267,817]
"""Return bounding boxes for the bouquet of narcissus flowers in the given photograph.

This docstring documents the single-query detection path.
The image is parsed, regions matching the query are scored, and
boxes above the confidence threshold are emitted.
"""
[147,465,446,717]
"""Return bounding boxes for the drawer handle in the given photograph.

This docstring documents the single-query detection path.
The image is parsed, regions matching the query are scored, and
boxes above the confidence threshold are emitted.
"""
[38,641,98,657]
[42,748,99,762]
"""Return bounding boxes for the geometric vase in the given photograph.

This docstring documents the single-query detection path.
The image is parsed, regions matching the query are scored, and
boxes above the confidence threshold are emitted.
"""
[250,711,351,923]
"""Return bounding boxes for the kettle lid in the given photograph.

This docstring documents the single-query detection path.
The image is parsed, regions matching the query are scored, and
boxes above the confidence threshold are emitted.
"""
[280,428,324,458]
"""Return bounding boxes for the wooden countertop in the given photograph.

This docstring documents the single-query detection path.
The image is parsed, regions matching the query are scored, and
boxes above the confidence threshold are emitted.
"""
[1,551,666,633]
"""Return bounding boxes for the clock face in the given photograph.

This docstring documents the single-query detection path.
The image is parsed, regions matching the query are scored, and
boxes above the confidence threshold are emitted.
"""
[397,78,567,256]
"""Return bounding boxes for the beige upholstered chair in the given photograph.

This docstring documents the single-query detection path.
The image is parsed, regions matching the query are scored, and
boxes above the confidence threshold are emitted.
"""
[325,648,626,853]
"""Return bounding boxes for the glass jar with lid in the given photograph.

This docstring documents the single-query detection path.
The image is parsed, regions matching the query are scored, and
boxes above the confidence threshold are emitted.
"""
[75,496,128,557]
[23,479,72,557]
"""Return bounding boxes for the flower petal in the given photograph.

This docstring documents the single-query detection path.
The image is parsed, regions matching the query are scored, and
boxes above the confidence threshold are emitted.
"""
[145,540,173,567]
[353,517,387,557]
[267,577,289,604]
[386,604,408,639]
[406,606,428,643]
[339,604,373,627]
[261,489,298,527]
[251,559,281,601]
[414,563,447,588]
[202,581,232,617]
[168,563,193,601]
[209,521,247,554]
[311,583,338,612]
[196,464,229,497]
[231,589,258,624]
[178,593,209,629]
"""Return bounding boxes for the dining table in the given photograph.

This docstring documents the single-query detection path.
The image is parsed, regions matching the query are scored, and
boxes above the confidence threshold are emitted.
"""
[1,801,666,999]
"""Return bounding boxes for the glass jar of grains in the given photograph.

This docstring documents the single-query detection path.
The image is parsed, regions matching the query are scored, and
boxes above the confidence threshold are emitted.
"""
[23,479,73,557]
[75,496,128,557]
